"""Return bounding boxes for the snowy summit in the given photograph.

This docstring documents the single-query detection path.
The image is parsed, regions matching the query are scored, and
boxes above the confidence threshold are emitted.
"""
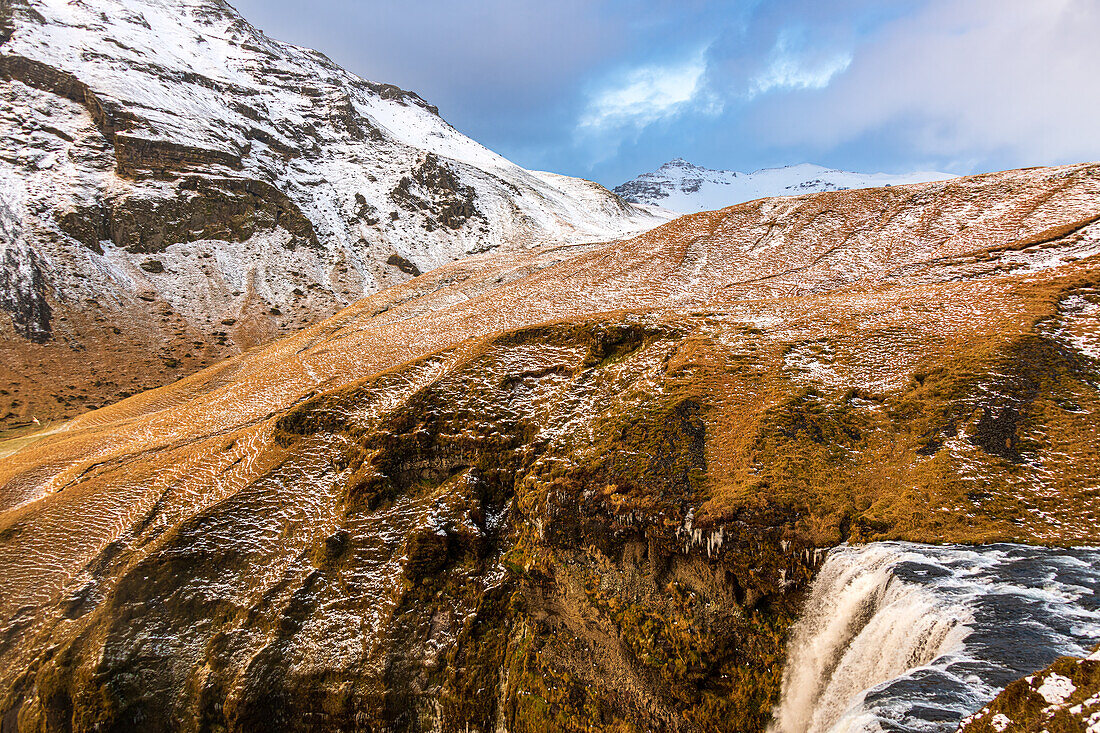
[614,158,955,213]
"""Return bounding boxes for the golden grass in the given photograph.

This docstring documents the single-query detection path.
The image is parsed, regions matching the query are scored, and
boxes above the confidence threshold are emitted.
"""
[1,163,1099,730]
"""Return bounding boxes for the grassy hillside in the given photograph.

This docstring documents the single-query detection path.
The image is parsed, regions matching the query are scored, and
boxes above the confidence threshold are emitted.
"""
[1,163,1098,731]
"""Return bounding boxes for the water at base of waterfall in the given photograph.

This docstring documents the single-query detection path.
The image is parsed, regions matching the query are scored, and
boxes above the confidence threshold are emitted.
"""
[770,542,1100,733]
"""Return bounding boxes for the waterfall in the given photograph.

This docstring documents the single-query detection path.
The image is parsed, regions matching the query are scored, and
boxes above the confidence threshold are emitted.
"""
[769,545,971,733]
[770,542,1100,733]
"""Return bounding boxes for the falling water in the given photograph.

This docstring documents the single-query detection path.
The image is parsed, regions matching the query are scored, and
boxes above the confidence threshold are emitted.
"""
[770,542,1100,733]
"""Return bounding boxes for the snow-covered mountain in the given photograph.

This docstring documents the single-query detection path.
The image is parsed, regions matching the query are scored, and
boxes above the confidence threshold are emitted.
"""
[0,0,668,427]
[614,158,955,213]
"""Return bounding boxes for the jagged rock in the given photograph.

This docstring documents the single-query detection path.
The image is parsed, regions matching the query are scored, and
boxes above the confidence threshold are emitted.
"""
[106,176,320,254]
[0,173,51,342]
[386,253,421,276]
[0,0,666,429]
[389,153,481,232]
[1,163,1098,731]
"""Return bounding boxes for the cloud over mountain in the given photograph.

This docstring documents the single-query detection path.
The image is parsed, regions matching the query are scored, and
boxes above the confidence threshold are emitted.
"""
[211,0,1100,200]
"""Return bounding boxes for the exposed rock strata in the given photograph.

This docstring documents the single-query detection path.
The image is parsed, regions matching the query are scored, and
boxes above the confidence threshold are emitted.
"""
[0,0,664,430]
[0,164,1099,730]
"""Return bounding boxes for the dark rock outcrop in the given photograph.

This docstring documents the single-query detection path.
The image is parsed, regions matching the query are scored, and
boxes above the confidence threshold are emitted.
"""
[0,244,50,342]
[2,158,1097,731]
[390,154,482,232]
[105,176,319,253]
[0,0,660,429]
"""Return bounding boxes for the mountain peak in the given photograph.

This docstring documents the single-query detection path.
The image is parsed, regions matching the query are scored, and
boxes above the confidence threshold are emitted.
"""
[0,0,670,430]
[657,157,704,172]
[614,160,954,213]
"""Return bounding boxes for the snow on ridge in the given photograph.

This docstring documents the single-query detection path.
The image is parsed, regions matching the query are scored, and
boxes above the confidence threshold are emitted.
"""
[615,159,956,214]
[1,0,664,257]
[0,0,670,353]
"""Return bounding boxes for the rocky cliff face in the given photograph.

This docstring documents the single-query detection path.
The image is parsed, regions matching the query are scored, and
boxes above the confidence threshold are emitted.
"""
[0,0,664,430]
[0,164,1098,731]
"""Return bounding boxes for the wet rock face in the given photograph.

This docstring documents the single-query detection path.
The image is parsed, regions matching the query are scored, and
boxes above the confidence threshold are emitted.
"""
[0,176,50,342]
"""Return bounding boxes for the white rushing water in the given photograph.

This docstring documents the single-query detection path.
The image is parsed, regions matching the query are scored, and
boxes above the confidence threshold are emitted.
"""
[770,542,1100,733]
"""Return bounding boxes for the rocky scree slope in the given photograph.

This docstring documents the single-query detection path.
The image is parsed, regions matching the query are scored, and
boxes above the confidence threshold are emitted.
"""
[1,164,1099,731]
[0,0,663,431]
[615,158,953,214]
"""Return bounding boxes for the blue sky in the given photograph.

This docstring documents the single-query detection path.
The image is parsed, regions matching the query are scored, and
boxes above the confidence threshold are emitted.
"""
[232,0,1100,187]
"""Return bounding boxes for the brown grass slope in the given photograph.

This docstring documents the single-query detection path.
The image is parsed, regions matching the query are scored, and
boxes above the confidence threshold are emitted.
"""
[0,163,1098,731]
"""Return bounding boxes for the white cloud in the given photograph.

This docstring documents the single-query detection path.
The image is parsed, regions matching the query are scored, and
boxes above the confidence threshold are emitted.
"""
[747,0,1100,167]
[578,50,715,133]
[749,31,852,97]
